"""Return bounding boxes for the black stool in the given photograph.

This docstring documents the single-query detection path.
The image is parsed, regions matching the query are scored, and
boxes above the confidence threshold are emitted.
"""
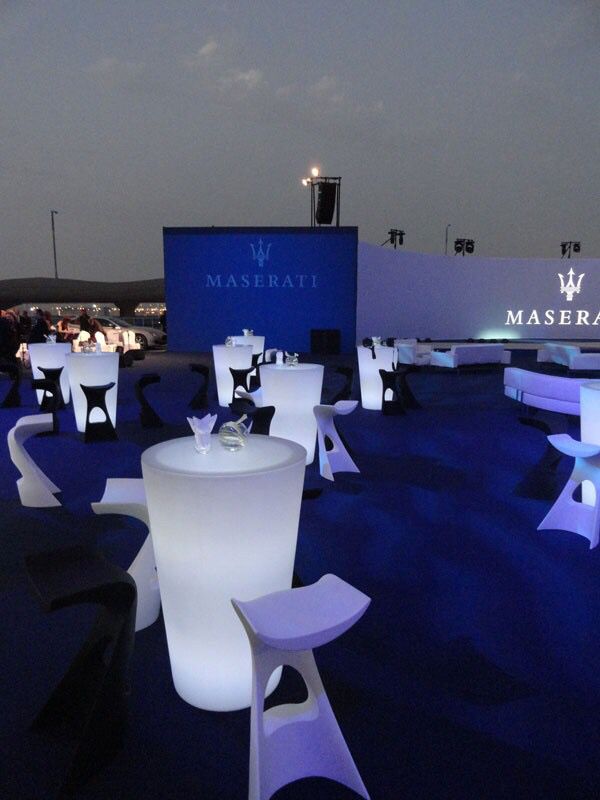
[135,373,163,428]
[117,347,135,368]
[189,363,209,408]
[0,360,21,408]
[31,378,61,434]
[250,353,262,389]
[25,545,137,796]
[329,366,354,404]
[379,369,405,415]
[393,365,422,410]
[229,400,275,435]
[38,366,65,409]
[362,338,377,358]
[229,366,255,402]
[81,382,117,442]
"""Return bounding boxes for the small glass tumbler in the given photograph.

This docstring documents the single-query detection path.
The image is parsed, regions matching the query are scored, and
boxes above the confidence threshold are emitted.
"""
[194,430,212,454]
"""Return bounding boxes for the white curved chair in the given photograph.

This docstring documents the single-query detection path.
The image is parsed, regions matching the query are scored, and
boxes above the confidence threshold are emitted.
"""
[120,329,140,353]
[71,330,91,352]
[314,400,360,481]
[538,434,600,549]
[7,414,61,507]
[91,478,160,631]
[262,348,277,365]
[94,331,117,353]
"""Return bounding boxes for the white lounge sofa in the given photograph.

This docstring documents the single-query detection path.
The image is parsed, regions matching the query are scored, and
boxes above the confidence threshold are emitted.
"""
[430,343,510,369]
[503,367,588,415]
[395,340,432,366]
[537,343,600,371]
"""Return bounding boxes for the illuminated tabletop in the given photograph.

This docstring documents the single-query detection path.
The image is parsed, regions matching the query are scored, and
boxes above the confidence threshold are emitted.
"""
[259,363,324,464]
[66,352,119,433]
[229,334,265,355]
[141,434,306,711]
[356,345,396,410]
[212,344,254,407]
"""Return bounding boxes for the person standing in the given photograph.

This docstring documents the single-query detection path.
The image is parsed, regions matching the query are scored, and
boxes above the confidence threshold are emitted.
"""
[28,308,50,344]
[78,308,92,334]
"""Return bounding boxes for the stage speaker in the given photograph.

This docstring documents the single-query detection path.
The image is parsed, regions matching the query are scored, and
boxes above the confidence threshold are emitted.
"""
[315,183,337,225]
[311,328,341,355]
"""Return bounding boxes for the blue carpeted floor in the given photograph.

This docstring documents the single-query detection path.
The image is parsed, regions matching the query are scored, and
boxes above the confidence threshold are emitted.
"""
[1,350,599,799]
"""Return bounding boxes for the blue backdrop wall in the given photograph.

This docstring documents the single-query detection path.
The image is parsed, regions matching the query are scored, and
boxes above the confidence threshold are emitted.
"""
[163,227,357,352]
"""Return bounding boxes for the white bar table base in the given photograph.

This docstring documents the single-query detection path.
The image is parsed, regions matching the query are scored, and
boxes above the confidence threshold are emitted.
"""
[259,364,324,465]
[66,352,119,433]
[213,344,253,407]
[29,343,72,405]
[141,434,306,711]
[230,335,265,355]
[356,345,396,410]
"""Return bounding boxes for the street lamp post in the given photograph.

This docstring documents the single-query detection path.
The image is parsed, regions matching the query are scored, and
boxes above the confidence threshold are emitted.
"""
[444,223,451,256]
[50,210,59,279]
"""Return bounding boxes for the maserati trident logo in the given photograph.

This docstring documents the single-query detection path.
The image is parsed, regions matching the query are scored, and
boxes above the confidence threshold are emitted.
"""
[250,238,271,268]
[558,267,584,302]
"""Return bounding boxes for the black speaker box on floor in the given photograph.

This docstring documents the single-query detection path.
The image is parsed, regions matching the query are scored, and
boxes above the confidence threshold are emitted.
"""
[311,329,341,355]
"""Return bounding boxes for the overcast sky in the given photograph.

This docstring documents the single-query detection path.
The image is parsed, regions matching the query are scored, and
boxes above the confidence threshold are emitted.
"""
[1,1,599,281]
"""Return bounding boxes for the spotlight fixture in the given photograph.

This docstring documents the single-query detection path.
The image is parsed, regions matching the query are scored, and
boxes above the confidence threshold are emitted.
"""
[561,240,581,258]
[299,166,341,226]
[381,229,405,249]
[454,238,475,256]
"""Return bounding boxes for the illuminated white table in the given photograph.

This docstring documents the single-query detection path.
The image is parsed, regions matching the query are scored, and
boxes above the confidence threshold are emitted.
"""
[29,343,72,405]
[230,335,265,355]
[259,363,324,464]
[356,345,396,410]
[66,352,119,433]
[213,344,254,407]
[141,434,306,711]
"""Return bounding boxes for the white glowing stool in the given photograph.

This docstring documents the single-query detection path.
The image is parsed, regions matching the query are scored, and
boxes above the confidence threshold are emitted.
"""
[141,434,306,711]
[92,478,160,631]
[67,352,119,433]
[356,345,396,410]
[230,335,265,355]
[260,364,324,464]
[232,574,371,800]
[28,343,72,406]
[8,414,61,507]
[538,434,600,549]
[314,400,360,481]
[213,344,254,407]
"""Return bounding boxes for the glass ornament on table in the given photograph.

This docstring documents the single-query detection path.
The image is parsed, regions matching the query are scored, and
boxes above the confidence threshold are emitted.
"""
[218,415,249,451]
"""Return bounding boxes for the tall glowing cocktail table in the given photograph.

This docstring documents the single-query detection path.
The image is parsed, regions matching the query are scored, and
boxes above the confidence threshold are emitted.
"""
[66,352,119,432]
[213,344,253,407]
[141,434,306,711]
[259,363,324,464]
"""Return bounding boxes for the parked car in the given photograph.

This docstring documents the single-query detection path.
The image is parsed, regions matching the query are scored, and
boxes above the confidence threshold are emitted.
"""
[63,316,166,349]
